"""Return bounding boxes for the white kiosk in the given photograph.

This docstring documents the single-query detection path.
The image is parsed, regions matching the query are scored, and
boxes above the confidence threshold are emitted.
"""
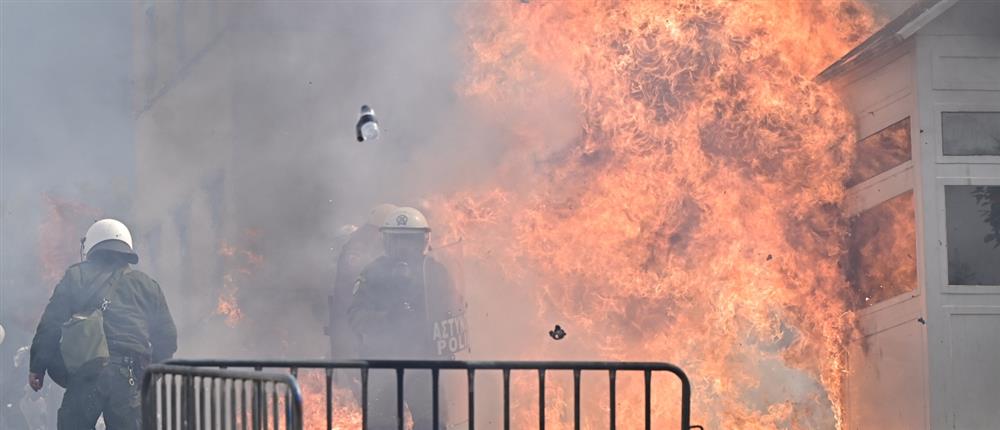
[818,1,1000,428]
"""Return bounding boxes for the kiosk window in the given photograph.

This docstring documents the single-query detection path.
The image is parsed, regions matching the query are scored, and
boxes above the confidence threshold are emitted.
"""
[847,118,911,187]
[946,185,1000,285]
[847,191,917,307]
[942,112,1000,156]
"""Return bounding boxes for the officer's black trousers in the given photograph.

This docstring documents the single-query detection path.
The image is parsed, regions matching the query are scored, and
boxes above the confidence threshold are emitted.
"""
[368,370,446,430]
[57,363,141,430]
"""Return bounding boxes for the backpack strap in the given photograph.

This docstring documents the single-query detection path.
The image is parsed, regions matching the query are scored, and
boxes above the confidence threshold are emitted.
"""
[74,267,118,314]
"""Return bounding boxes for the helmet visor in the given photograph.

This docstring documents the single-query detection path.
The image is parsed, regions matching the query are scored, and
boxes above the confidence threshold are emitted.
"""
[382,231,429,260]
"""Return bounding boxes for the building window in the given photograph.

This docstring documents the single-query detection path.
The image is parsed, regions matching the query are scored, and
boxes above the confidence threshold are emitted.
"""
[942,112,1000,156]
[846,191,918,307]
[846,118,911,188]
[946,185,1000,285]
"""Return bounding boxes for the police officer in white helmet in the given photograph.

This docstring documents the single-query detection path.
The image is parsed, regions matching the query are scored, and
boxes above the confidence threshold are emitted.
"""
[29,219,177,430]
[349,207,466,429]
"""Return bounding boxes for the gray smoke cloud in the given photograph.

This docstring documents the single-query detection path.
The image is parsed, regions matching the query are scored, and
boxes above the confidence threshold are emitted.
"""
[124,1,513,359]
[0,1,915,427]
[1,2,133,426]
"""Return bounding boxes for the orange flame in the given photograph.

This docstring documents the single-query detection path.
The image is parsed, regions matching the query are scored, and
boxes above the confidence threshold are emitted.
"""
[217,234,263,327]
[38,194,101,285]
[436,1,879,428]
[297,371,364,430]
[217,273,243,327]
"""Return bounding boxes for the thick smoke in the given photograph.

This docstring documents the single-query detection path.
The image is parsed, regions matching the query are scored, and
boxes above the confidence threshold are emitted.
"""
[1,3,133,427]
[126,2,513,359]
[1,1,911,429]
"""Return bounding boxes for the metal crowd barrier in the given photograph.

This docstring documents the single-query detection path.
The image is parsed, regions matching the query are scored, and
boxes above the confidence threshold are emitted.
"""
[160,359,695,430]
[141,364,304,430]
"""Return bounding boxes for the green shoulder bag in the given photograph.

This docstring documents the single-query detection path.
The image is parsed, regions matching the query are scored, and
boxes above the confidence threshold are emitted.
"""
[60,268,118,375]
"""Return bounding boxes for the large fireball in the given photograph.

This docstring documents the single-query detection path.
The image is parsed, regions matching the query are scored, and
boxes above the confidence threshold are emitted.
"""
[435,1,878,428]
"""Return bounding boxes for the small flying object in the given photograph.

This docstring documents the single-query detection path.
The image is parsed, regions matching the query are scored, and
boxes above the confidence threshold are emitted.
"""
[356,105,379,142]
[549,324,566,340]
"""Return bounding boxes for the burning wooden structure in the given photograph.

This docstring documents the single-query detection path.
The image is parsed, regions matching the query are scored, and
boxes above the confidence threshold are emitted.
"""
[819,1,1000,428]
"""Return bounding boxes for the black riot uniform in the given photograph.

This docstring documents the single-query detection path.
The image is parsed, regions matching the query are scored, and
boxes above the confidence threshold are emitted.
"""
[349,254,467,429]
[30,256,177,430]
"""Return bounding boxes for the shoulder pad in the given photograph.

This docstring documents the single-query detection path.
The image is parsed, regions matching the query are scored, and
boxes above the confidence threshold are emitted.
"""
[62,263,85,284]
[65,262,85,275]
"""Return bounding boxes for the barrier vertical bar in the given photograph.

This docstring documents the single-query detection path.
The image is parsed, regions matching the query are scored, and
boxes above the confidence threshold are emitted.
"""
[538,369,546,430]
[242,380,249,430]
[255,380,264,430]
[187,375,196,430]
[198,377,206,430]
[179,374,184,430]
[272,383,280,430]
[258,379,267,430]
[396,368,405,430]
[290,379,304,430]
[502,368,510,430]
[643,369,651,430]
[207,378,215,430]
[288,366,296,426]
[230,379,238,430]
[467,369,475,430]
[325,368,333,430]
[573,369,581,430]
[609,370,617,430]
[159,374,167,430]
[361,367,369,430]
[210,377,214,430]
[432,368,440,430]
[170,374,177,429]
[680,369,691,430]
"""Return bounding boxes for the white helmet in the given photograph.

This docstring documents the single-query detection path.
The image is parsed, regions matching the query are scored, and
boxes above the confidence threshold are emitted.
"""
[381,207,431,232]
[83,218,138,264]
[367,203,398,227]
[0,323,5,346]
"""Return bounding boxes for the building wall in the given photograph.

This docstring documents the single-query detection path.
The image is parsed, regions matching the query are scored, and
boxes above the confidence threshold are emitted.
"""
[912,3,1000,429]
[834,2,1000,428]
[836,42,929,430]
[132,1,242,353]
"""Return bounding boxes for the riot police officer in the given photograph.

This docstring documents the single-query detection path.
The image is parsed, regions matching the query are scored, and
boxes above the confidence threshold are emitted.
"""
[29,219,177,430]
[330,203,397,360]
[349,207,467,429]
